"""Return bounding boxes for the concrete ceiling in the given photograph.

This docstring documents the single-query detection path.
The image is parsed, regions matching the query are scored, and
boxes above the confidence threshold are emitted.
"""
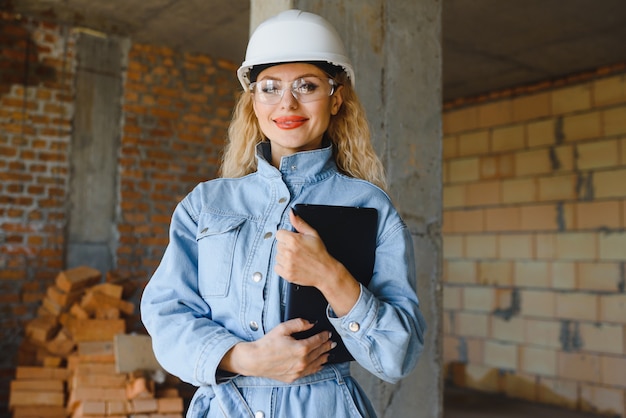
[444,0,626,101]
[5,0,626,102]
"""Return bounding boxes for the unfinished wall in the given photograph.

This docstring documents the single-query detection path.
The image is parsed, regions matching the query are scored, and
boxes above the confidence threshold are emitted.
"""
[0,13,76,411]
[0,11,238,415]
[115,43,238,298]
[442,69,626,416]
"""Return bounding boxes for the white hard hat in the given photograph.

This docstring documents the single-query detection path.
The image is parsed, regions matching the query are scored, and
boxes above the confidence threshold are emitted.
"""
[237,9,355,89]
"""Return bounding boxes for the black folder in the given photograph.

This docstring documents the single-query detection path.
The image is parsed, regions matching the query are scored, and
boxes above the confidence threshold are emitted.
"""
[284,203,378,363]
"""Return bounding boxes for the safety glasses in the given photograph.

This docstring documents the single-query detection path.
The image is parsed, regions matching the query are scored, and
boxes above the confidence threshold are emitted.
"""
[250,76,338,105]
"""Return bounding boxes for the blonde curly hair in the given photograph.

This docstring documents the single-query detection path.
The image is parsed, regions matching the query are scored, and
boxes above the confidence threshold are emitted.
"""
[220,71,387,190]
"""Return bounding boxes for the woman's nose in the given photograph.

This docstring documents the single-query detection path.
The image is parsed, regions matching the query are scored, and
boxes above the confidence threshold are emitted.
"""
[280,88,299,108]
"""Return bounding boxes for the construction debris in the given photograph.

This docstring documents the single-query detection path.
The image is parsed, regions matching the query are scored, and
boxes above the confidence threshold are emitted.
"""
[10,266,185,418]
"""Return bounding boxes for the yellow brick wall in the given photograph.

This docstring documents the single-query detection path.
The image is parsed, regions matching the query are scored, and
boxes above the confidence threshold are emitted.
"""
[442,71,626,417]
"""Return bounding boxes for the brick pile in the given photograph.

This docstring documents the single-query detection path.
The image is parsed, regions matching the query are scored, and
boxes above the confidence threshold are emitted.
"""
[8,266,184,417]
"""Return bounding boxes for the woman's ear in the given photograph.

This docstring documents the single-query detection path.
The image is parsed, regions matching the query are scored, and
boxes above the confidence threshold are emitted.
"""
[330,85,344,116]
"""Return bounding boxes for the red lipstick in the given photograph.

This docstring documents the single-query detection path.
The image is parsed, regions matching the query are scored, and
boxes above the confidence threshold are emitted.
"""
[273,116,308,129]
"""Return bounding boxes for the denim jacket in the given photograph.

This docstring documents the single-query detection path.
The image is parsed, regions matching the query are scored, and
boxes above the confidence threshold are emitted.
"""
[140,143,426,417]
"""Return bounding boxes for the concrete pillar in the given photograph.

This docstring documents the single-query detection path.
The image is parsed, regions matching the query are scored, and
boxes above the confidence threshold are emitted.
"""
[250,1,443,416]
[249,0,293,31]
[67,33,125,274]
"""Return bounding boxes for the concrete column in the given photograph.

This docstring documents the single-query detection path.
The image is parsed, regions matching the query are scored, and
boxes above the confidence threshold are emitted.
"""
[249,0,293,32]
[67,33,125,274]
[249,1,443,416]
[373,3,442,416]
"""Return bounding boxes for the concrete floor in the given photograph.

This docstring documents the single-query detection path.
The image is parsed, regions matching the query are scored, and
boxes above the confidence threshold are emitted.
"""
[443,387,605,418]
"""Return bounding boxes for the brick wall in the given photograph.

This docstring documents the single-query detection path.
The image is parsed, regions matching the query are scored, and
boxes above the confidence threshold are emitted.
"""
[442,70,626,416]
[0,12,76,412]
[0,11,238,415]
[0,14,76,310]
[116,43,238,322]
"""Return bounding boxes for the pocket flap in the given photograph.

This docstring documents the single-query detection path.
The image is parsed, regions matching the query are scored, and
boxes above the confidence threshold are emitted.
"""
[196,216,245,240]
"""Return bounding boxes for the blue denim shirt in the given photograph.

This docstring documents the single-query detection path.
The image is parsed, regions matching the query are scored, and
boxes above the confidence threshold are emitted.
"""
[141,143,426,417]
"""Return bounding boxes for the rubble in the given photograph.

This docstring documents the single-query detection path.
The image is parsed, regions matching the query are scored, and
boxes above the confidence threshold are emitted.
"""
[10,266,185,418]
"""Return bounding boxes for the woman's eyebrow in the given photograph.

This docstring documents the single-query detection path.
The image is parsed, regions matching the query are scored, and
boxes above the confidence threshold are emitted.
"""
[258,73,322,81]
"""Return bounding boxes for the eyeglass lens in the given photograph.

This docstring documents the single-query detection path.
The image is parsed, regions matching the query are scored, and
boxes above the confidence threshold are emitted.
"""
[251,77,336,104]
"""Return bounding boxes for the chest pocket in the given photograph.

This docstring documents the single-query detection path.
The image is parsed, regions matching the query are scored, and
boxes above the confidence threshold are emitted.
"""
[196,215,245,298]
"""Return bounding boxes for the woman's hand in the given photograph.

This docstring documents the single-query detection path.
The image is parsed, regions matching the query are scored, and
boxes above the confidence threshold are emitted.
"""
[219,318,336,383]
[275,210,361,317]
[275,210,336,288]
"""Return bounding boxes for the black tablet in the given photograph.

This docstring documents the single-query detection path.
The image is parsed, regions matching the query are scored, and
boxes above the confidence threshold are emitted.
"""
[284,203,378,363]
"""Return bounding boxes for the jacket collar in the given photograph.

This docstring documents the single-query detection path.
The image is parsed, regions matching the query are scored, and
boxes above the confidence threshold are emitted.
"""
[255,142,337,183]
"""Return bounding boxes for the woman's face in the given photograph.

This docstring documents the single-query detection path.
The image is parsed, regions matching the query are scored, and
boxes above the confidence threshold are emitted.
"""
[252,62,343,167]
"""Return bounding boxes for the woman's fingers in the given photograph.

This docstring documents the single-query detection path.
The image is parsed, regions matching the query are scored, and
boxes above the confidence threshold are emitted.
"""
[289,209,317,236]
[274,223,333,287]
[248,320,335,382]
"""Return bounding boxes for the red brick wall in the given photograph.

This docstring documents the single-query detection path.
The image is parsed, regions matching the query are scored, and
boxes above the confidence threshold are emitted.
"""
[0,11,239,415]
[0,14,76,409]
[442,70,626,416]
[0,15,75,292]
[116,43,238,297]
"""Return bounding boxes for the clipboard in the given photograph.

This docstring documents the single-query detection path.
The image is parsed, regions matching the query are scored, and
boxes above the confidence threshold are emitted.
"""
[283,203,378,363]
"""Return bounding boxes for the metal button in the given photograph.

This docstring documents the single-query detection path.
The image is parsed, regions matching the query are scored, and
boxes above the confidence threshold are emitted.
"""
[348,321,360,332]
[249,321,259,331]
[279,197,287,203]
[252,272,262,283]
[263,232,273,239]
[255,412,265,418]
[290,165,297,171]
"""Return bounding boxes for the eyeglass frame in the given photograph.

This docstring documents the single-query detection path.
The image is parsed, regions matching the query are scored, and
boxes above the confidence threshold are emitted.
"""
[248,76,340,105]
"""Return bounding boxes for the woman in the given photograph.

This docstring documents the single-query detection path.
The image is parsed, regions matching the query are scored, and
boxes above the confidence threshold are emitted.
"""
[141,9,426,418]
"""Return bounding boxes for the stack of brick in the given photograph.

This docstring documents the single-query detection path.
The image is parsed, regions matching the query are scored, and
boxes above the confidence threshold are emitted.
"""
[8,266,185,417]
[68,360,128,417]
[9,366,70,418]
[67,361,183,417]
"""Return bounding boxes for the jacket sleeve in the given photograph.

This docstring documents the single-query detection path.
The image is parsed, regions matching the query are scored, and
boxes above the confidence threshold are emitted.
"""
[327,222,427,383]
[140,197,243,387]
